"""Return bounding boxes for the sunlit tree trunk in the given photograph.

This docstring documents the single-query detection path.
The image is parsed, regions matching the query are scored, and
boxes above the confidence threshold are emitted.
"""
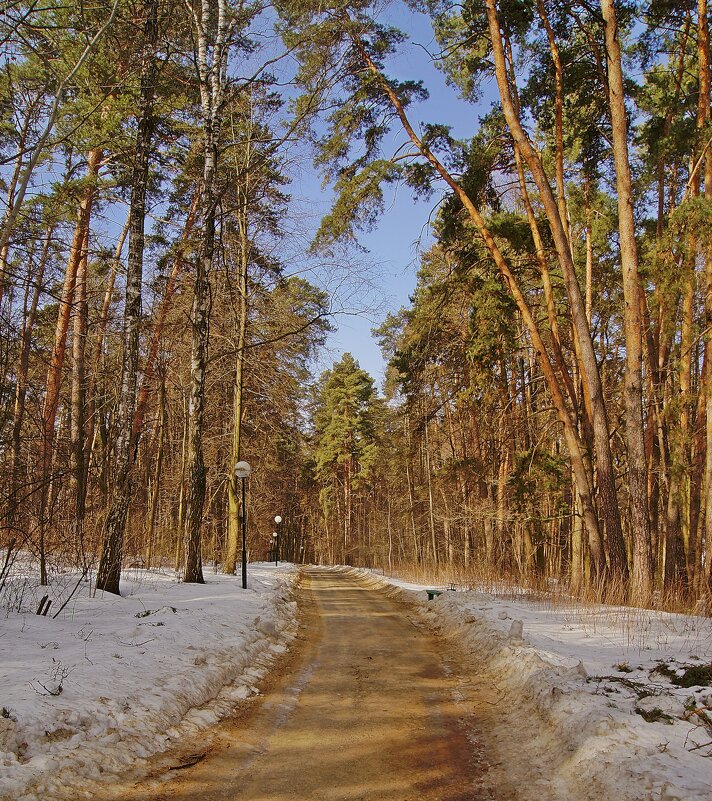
[699,0,712,590]
[96,0,159,594]
[38,149,100,585]
[145,377,166,567]
[183,0,232,583]
[601,0,654,601]
[225,146,251,575]
[485,0,625,580]
[70,222,91,549]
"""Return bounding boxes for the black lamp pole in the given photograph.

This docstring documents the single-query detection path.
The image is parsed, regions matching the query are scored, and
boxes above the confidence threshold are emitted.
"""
[234,461,252,589]
[273,514,282,566]
[241,477,248,588]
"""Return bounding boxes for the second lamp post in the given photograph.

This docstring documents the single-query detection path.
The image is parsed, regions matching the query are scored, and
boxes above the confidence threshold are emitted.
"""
[273,514,282,566]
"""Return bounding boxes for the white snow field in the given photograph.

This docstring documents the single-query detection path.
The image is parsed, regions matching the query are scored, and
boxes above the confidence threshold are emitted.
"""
[0,563,299,801]
[1,562,711,801]
[351,567,712,801]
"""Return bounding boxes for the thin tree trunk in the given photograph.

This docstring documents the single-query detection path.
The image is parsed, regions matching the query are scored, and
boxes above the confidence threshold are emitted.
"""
[70,217,92,546]
[38,149,100,585]
[174,391,189,571]
[84,218,129,471]
[485,0,626,580]
[424,421,438,567]
[536,0,570,241]
[601,0,654,601]
[96,0,159,594]
[145,377,166,568]
[225,141,252,575]
[404,418,419,562]
[512,140,576,408]
[571,476,584,594]
[7,225,53,533]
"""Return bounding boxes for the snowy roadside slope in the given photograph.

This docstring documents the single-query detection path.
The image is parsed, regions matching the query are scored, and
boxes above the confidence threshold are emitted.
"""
[0,564,298,801]
[349,567,712,801]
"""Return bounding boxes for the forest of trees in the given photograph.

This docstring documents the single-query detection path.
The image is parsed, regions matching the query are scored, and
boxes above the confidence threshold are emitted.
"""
[2,0,712,610]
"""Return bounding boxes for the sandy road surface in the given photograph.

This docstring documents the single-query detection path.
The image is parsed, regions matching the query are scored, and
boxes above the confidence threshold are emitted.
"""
[118,568,496,801]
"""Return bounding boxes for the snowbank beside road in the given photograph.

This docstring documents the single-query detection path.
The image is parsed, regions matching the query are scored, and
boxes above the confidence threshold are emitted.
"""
[0,564,298,801]
[351,567,712,801]
[3,561,710,801]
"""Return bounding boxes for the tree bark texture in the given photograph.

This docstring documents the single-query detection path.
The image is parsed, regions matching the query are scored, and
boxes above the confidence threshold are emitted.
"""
[601,0,654,601]
[96,0,159,594]
[485,0,627,581]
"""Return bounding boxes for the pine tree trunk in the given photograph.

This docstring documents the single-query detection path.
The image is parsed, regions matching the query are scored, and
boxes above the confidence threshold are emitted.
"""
[96,0,158,594]
[486,0,626,581]
[174,392,189,571]
[404,419,419,563]
[145,378,166,567]
[423,420,438,567]
[38,151,99,584]
[225,166,250,574]
[183,0,232,583]
[182,193,211,583]
[70,218,92,546]
[601,0,654,602]
[536,0,570,241]
[697,0,712,592]
[571,479,584,594]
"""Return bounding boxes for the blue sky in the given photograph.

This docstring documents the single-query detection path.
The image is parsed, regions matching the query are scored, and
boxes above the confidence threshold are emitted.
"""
[294,7,486,386]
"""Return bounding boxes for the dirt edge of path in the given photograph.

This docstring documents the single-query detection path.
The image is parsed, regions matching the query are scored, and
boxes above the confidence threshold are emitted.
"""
[99,571,313,801]
[108,566,506,801]
[345,567,663,801]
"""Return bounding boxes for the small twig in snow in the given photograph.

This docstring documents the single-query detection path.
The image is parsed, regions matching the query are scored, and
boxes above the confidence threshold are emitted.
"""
[688,740,712,753]
[118,638,156,647]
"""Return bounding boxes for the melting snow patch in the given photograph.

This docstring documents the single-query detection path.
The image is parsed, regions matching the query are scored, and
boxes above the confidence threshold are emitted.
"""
[0,563,298,801]
[351,566,712,801]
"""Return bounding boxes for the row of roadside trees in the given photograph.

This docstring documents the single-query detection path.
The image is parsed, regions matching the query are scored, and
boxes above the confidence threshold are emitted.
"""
[2,0,712,609]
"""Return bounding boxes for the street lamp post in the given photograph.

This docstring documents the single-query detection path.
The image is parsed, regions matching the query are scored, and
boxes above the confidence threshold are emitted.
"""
[273,515,282,566]
[234,461,252,589]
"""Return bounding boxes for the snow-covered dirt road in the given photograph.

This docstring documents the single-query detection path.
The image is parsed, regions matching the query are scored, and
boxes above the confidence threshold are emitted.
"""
[114,568,496,801]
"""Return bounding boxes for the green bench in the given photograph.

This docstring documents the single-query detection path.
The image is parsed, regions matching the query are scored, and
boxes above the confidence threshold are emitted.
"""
[426,584,457,600]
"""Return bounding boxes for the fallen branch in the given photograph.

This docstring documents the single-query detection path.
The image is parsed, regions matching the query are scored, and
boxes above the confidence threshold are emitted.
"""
[169,752,207,770]
[52,569,88,619]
